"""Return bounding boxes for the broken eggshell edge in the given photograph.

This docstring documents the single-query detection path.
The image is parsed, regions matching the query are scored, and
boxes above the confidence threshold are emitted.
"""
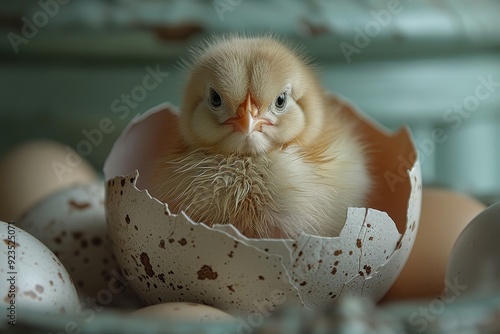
[103,96,422,314]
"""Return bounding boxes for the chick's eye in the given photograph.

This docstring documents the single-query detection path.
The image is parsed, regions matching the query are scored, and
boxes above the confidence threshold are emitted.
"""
[209,88,222,109]
[274,92,287,112]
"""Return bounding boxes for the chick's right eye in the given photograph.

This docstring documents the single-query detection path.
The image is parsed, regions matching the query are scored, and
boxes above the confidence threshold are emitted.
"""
[209,88,222,109]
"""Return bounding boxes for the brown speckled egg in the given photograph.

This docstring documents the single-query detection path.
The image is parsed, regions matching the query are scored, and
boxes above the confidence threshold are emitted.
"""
[0,221,79,314]
[103,97,421,314]
[17,182,141,308]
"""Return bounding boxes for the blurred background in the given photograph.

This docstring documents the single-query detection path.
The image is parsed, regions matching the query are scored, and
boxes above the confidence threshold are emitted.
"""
[0,0,499,203]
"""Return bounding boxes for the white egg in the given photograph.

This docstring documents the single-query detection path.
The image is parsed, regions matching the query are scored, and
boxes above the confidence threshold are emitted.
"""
[103,97,421,314]
[446,201,500,299]
[17,182,142,308]
[132,302,236,323]
[0,221,79,315]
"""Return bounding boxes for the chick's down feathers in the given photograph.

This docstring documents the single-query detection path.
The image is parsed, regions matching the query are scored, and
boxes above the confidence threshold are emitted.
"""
[151,36,371,239]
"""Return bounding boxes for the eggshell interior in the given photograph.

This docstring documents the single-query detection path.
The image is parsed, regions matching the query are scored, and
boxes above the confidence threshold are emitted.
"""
[104,96,422,313]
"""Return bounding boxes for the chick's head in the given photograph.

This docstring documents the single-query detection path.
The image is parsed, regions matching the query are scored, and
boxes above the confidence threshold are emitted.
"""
[179,36,325,156]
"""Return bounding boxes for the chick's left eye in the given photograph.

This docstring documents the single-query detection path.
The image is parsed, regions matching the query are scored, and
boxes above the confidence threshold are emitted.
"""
[275,93,287,112]
[209,88,222,109]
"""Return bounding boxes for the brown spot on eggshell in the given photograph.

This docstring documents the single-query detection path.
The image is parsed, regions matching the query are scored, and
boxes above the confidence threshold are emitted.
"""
[80,240,88,248]
[367,224,371,228]
[49,281,53,286]
[91,236,102,246]
[134,225,138,231]
[72,232,83,240]
[130,254,139,266]
[228,251,233,258]
[197,265,218,280]
[168,238,175,244]
[227,285,235,293]
[369,237,373,241]
[121,179,125,187]
[3,239,19,247]
[364,265,372,275]
[125,215,131,224]
[334,250,343,256]
[58,272,65,283]
[159,239,165,249]
[356,239,362,248]
[178,238,187,246]
[35,285,44,293]
[69,200,91,210]
[334,261,339,266]
[258,275,265,280]
[331,267,337,275]
[24,291,37,299]
[299,281,307,286]
[139,254,155,279]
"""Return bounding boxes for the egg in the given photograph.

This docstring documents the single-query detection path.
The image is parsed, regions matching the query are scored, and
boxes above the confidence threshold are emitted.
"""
[0,221,80,315]
[132,302,236,323]
[103,97,422,314]
[446,201,500,299]
[0,140,97,222]
[17,182,142,308]
[382,188,486,302]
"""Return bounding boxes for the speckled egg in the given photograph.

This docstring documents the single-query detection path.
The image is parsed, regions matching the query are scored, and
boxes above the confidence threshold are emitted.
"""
[103,97,422,314]
[17,182,141,308]
[0,221,79,315]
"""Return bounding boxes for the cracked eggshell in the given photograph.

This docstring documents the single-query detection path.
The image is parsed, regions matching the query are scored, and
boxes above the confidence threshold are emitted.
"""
[0,221,79,314]
[17,182,141,308]
[104,96,422,313]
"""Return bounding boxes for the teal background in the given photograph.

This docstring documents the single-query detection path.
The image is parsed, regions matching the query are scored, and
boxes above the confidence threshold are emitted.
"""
[0,0,499,203]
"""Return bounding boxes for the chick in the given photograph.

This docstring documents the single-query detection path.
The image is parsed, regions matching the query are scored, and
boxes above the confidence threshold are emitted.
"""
[151,36,371,239]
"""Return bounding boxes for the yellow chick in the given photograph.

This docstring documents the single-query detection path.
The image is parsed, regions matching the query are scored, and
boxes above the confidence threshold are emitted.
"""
[152,36,371,239]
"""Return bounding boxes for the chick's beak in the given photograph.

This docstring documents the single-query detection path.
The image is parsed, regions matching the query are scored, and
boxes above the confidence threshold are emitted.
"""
[224,94,271,135]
